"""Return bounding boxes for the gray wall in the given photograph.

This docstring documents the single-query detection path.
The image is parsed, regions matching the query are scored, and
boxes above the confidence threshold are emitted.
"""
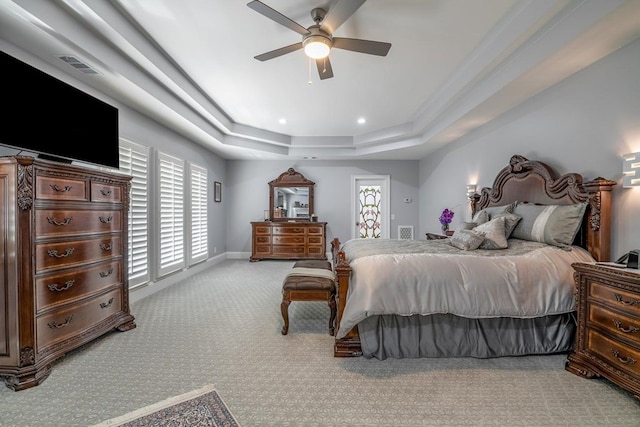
[226,160,420,256]
[419,37,640,260]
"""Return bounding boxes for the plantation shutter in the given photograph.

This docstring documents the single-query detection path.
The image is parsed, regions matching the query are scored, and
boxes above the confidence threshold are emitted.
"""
[158,151,185,276]
[119,141,149,288]
[189,163,208,264]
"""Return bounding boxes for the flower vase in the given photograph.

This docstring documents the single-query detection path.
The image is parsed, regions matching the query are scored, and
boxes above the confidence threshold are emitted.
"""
[441,224,449,234]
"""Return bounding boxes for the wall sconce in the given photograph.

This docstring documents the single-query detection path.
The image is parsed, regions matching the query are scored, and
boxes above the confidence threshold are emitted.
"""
[623,152,640,188]
[466,184,477,197]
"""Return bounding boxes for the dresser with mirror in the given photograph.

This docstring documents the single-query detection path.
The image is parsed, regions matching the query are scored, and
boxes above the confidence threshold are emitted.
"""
[250,168,327,261]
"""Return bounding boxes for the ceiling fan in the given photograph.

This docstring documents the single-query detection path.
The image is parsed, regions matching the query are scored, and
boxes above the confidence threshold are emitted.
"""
[247,0,391,80]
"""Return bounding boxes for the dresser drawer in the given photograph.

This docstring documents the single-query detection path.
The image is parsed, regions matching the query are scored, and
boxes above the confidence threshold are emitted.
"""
[255,236,270,244]
[273,245,305,255]
[589,303,640,344]
[588,329,640,378]
[35,260,122,312]
[273,236,305,245]
[307,226,324,235]
[35,210,122,237]
[36,288,122,352]
[308,236,324,245]
[590,281,640,317]
[308,246,324,255]
[35,236,122,272]
[254,226,272,235]
[91,182,123,203]
[36,176,88,201]
[273,226,305,235]
[254,245,271,255]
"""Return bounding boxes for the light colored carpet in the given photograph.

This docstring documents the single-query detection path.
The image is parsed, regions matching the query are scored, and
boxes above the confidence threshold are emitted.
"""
[91,384,239,427]
[1,259,638,426]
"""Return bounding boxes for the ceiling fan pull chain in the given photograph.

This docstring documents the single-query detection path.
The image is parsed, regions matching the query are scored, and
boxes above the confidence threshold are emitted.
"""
[323,57,327,73]
[308,58,313,85]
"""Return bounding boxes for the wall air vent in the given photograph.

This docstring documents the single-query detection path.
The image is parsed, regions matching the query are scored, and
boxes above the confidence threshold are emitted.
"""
[398,225,414,240]
[57,55,99,75]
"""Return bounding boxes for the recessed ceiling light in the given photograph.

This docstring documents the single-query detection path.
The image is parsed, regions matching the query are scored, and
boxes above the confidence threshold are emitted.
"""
[278,118,287,124]
[357,117,366,124]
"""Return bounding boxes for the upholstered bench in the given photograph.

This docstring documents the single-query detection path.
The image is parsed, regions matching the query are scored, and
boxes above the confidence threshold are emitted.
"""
[281,266,336,336]
[292,259,332,270]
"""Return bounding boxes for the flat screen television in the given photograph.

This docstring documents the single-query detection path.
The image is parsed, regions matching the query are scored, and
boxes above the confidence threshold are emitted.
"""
[0,50,119,169]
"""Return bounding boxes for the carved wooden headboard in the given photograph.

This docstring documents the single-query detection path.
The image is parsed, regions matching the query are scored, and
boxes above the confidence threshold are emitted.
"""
[469,155,616,261]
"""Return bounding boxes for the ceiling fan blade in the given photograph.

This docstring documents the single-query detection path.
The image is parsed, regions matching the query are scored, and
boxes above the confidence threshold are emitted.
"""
[332,37,391,56]
[254,42,303,61]
[316,57,334,80]
[320,0,366,34]
[247,1,310,36]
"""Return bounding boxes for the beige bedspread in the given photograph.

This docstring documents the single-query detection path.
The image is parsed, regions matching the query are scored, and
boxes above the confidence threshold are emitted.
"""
[335,238,594,339]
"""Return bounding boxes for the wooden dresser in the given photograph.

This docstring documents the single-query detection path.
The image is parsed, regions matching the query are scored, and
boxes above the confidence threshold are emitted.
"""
[566,262,640,399]
[0,156,135,391]
[250,221,327,261]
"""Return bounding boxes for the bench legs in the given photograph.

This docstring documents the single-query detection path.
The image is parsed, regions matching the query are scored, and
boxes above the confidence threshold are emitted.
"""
[281,290,336,336]
[281,293,291,335]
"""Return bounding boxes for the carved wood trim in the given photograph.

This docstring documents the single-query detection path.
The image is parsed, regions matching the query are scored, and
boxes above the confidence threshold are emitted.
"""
[16,163,33,210]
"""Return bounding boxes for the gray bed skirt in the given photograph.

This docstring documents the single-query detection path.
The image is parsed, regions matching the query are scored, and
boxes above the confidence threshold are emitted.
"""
[358,312,577,360]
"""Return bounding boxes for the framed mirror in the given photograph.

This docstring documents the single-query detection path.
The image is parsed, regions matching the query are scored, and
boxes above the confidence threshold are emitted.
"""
[269,168,315,222]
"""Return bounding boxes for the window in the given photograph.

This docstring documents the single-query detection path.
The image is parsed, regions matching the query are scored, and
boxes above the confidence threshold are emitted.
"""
[158,151,185,277]
[189,163,208,264]
[119,141,149,288]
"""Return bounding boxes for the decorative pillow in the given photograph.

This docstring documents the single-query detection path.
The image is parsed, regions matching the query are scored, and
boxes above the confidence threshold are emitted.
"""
[510,202,588,247]
[450,229,486,251]
[492,212,522,238]
[457,221,478,231]
[472,202,516,224]
[474,216,508,249]
[471,210,489,224]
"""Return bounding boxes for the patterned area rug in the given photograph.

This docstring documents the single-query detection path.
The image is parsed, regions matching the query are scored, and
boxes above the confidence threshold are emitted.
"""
[91,384,240,427]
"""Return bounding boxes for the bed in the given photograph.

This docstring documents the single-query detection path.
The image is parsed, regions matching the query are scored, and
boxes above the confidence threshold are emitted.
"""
[331,155,616,359]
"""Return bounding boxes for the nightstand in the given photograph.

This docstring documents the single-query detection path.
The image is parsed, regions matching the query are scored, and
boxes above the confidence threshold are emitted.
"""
[566,262,640,400]
[426,233,448,240]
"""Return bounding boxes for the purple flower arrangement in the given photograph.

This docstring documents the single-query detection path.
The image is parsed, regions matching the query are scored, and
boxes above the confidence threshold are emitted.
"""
[439,208,454,226]
[439,208,454,233]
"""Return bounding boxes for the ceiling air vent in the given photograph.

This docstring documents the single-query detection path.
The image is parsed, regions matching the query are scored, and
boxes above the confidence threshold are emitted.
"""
[57,55,99,75]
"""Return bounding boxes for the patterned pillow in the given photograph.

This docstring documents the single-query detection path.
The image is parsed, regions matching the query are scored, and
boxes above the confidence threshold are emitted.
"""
[492,212,522,238]
[450,229,486,251]
[457,221,478,231]
[511,202,588,247]
[474,216,508,249]
[471,210,489,224]
[472,202,517,224]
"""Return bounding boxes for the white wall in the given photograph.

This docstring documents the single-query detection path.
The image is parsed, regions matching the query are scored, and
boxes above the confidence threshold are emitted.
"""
[419,37,640,260]
[226,159,420,256]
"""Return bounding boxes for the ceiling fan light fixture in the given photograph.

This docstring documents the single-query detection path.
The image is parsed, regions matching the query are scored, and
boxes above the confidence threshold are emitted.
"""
[303,35,331,59]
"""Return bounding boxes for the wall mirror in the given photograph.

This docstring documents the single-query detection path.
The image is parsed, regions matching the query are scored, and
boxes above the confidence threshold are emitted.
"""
[269,168,315,222]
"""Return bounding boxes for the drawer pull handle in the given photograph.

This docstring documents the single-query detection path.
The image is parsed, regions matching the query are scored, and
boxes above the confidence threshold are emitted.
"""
[100,297,114,309]
[100,243,112,251]
[48,248,74,258]
[48,315,73,329]
[612,319,640,334]
[99,268,114,278]
[47,216,72,226]
[100,189,112,196]
[99,215,113,224]
[611,349,637,365]
[50,184,72,192]
[614,293,640,307]
[48,280,74,292]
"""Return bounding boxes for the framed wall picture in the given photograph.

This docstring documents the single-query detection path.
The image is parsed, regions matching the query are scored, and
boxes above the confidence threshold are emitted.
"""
[214,181,222,203]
